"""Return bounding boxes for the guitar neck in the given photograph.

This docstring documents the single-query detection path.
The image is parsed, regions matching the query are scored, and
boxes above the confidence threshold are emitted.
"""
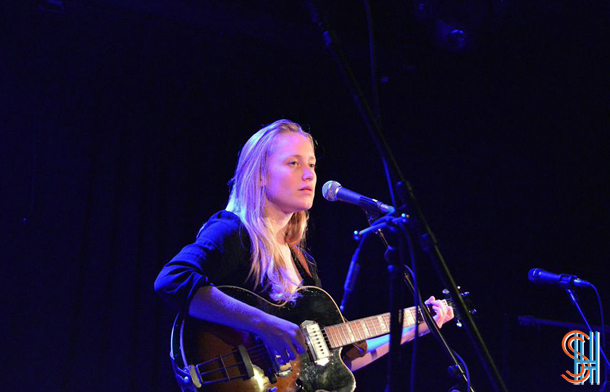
[324,300,447,349]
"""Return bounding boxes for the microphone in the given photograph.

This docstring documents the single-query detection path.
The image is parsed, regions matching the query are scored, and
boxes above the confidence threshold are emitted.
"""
[322,181,395,215]
[528,268,593,289]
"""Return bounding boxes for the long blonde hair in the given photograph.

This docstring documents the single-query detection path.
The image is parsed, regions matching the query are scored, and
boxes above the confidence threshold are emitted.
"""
[226,119,314,301]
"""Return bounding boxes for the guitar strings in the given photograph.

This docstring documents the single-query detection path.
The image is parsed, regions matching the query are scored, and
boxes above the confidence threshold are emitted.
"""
[193,301,451,384]
[198,308,438,375]
[323,307,429,350]
[195,344,272,382]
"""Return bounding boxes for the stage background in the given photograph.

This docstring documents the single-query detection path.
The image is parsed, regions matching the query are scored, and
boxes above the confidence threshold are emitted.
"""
[1,1,608,390]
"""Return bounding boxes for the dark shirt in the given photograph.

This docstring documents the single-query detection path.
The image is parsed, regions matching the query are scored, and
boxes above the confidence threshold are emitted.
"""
[154,210,321,313]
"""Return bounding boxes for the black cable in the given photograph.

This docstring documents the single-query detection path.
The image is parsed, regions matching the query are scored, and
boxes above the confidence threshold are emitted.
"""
[405,262,419,392]
[402,235,419,392]
[361,0,397,208]
[592,285,608,388]
[403,227,473,391]
[593,285,607,355]
[453,349,471,392]
[361,0,381,124]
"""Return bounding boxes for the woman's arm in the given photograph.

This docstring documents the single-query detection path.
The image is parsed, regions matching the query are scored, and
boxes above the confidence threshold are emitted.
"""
[346,296,454,371]
[188,286,307,364]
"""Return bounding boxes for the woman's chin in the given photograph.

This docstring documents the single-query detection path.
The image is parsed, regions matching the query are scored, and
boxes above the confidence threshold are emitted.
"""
[294,202,313,212]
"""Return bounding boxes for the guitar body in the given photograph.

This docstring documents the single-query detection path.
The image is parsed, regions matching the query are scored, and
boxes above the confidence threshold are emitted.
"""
[171,286,356,392]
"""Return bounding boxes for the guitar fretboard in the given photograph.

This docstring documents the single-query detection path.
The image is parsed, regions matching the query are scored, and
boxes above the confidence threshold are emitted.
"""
[324,301,445,349]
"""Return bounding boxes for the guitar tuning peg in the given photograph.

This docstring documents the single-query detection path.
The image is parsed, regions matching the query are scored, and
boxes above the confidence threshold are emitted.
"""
[469,309,477,316]
[456,319,463,328]
[460,291,470,297]
[442,289,449,296]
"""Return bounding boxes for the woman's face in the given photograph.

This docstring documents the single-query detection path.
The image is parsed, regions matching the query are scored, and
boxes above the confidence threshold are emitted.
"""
[264,132,317,217]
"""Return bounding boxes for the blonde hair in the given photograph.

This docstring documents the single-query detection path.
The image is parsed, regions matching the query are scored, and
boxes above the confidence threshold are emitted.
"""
[226,119,314,301]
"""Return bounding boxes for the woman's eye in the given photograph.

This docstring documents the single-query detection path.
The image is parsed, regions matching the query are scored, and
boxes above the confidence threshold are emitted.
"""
[309,163,316,169]
[288,161,298,166]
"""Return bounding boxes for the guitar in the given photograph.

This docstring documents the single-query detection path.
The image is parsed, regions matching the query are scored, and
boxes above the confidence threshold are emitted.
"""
[170,285,452,392]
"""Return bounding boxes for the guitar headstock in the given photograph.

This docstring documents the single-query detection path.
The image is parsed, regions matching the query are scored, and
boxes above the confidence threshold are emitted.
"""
[443,286,477,328]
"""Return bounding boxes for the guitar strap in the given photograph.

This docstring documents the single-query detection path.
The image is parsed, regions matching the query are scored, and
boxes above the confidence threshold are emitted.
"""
[290,245,313,278]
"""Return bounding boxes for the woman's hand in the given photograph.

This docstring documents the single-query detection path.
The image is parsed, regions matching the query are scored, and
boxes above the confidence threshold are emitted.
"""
[425,296,455,328]
[255,313,307,365]
[188,287,307,365]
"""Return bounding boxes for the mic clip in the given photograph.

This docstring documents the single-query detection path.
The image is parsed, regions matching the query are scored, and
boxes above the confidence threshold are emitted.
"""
[556,274,580,290]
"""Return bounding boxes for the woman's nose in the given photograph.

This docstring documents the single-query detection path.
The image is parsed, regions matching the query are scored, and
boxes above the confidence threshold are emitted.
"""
[303,167,315,180]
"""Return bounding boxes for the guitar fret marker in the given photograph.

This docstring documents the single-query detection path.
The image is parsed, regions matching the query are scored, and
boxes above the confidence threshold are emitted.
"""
[377,315,388,333]
[349,321,360,343]
[404,309,415,327]
[340,325,349,345]
[360,320,370,338]
[344,324,356,343]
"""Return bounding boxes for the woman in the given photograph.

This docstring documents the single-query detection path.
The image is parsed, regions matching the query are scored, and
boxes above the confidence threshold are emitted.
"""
[154,119,453,383]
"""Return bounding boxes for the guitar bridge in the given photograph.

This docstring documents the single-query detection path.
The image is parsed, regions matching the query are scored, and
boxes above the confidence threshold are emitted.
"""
[301,320,331,366]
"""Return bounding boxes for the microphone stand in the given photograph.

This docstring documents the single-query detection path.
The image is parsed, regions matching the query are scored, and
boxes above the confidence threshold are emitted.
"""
[305,2,508,391]
[402,265,475,392]
[565,288,610,384]
[340,235,365,313]
[340,210,384,313]
[356,217,475,392]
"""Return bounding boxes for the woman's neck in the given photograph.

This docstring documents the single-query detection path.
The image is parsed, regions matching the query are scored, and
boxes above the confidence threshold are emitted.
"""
[264,208,293,245]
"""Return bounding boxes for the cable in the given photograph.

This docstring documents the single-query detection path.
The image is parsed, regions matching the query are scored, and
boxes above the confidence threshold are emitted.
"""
[453,350,471,392]
[593,285,607,352]
[565,287,610,373]
[361,0,397,208]
[403,233,419,392]
[361,0,381,124]
[592,285,608,387]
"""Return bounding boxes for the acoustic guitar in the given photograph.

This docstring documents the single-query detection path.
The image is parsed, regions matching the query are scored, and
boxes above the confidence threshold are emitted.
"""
[170,285,451,392]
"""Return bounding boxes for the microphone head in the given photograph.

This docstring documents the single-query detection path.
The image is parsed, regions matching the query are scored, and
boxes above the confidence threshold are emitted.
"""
[528,268,542,283]
[322,180,341,202]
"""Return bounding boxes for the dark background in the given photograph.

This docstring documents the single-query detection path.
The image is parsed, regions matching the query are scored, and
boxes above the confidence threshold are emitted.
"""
[1,0,608,390]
